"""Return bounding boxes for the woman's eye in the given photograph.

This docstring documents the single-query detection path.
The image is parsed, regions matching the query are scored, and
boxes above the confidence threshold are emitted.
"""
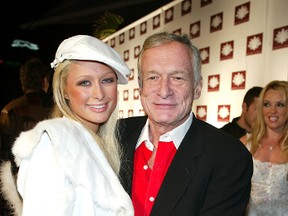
[277,102,285,107]
[102,77,116,83]
[79,80,90,86]
[263,102,270,107]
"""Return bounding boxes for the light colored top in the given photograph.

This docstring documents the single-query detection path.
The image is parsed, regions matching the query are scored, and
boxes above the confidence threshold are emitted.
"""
[11,117,133,216]
[245,152,288,215]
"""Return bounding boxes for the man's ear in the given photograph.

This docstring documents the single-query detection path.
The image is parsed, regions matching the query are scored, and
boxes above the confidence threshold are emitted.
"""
[193,79,203,100]
[242,102,248,112]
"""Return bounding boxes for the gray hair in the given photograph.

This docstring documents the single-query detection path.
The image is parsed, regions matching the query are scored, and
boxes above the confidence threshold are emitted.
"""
[137,31,202,88]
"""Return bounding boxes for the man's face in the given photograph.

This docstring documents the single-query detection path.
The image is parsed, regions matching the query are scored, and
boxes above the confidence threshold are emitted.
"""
[243,97,259,129]
[139,41,202,130]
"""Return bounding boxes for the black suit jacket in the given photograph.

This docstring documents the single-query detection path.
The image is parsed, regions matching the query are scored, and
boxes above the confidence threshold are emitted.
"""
[118,115,253,216]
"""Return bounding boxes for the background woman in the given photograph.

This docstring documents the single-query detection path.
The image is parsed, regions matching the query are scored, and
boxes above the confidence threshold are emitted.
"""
[242,80,288,215]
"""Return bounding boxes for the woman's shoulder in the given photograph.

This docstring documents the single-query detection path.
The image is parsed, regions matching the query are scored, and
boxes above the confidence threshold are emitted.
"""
[37,117,79,127]
[240,134,248,144]
[12,118,87,162]
[30,117,87,136]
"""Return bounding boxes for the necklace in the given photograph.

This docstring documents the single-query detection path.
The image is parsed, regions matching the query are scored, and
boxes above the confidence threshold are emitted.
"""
[261,143,278,151]
[261,137,280,151]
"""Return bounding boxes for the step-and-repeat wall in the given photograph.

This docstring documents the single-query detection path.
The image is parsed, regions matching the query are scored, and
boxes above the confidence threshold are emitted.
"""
[103,0,288,128]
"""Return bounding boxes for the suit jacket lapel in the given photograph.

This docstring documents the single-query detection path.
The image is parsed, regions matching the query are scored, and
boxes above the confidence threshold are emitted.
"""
[119,116,205,215]
[119,116,147,194]
[151,117,204,215]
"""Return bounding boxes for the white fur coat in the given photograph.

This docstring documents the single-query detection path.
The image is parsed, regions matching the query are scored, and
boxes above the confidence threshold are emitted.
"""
[0,117,133,216]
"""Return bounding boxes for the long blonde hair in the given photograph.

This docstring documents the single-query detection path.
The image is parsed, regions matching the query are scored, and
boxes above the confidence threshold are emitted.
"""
[249,80,288,156]
[50,60,122,175]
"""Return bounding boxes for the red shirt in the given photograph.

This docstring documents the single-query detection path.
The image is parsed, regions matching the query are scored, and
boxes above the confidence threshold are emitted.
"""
[132,141,176,216]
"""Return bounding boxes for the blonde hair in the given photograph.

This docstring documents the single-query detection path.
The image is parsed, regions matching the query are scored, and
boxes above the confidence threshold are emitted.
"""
[50,60,122,174]
[249,80,288,156]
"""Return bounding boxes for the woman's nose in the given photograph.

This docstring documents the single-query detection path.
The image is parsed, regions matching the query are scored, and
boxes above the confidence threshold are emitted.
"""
[269,104,277,113]
[92,85,104,100]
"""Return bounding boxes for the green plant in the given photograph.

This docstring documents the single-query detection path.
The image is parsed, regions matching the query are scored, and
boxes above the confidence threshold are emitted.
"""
[92,12,124,40]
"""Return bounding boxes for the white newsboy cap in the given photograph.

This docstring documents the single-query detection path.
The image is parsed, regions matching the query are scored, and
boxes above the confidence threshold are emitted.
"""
[50,35,130,84]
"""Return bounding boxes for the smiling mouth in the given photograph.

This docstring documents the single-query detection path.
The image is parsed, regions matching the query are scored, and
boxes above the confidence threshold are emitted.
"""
[90,104,106,109]
[268,116,278,121]
[154,103,176,109]
[155,102,175,106]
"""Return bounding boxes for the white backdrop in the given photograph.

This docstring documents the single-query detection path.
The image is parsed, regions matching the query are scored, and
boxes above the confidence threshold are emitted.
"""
[103,0,288,128]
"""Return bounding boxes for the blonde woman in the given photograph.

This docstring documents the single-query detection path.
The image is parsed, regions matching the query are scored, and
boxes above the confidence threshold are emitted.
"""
[242,80,288,215]
[1,35,134,216]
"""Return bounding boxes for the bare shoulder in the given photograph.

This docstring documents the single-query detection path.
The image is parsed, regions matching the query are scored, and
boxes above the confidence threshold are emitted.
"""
[240,134,248,145]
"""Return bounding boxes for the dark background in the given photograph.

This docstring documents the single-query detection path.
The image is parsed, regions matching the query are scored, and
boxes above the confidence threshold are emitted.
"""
[0,0,172,110]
